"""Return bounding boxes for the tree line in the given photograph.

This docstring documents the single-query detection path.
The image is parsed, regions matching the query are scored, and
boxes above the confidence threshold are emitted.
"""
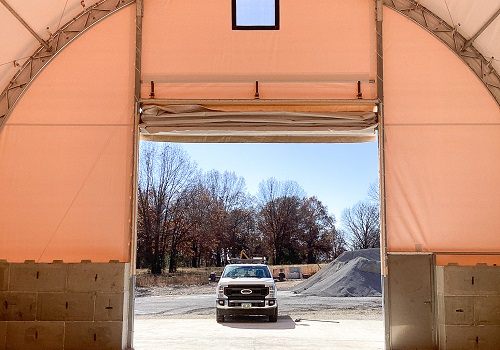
[137,142,380,274]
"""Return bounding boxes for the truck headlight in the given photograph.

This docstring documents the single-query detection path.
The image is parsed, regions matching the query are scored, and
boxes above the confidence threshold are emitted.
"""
[269,285,276,298]
[218,285,225,298]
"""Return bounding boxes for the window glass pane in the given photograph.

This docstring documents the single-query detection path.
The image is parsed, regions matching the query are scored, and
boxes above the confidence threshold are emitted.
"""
[236,0,276,26]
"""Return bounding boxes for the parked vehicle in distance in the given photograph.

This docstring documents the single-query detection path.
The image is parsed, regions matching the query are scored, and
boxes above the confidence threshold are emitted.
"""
[215,258,278,323]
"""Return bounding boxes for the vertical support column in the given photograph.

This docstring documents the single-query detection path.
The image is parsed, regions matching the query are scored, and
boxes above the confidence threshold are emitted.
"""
[127,0,143,348]
[374,1,389,349]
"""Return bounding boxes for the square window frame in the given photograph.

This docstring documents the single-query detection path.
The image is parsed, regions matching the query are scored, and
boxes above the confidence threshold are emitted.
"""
[231,0,280,30]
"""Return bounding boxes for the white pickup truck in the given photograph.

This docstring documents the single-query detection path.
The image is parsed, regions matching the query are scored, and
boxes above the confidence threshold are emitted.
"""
[215,259,278,323]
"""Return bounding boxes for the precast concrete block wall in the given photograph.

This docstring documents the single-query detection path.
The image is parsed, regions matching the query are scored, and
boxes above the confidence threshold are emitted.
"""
[0,261,130,350]
[436,265,500,349]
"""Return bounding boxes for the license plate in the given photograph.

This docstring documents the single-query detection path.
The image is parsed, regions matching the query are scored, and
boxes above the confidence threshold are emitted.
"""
[242,303,252,309]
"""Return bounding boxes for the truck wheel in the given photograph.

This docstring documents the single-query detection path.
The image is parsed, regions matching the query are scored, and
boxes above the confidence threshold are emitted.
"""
[269,309,278,322]
[216,310,224,323]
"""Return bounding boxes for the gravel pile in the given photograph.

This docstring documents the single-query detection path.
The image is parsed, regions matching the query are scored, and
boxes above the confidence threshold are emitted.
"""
[291,248,382,297]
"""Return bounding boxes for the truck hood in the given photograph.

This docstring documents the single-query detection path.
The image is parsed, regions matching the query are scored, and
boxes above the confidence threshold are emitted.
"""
[219,277,275,285]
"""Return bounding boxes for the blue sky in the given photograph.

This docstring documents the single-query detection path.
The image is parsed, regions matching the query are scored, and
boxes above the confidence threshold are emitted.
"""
[180,142,379,222]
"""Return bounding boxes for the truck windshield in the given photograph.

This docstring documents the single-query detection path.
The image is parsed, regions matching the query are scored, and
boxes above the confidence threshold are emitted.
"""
[222,266,271,278]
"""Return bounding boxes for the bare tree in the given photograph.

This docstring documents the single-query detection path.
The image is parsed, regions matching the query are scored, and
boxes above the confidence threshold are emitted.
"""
[298,197,336,263]
[201,170,249,265]
[341,200,380,250]
[367,181,380,203]
[165,185,211,272]
[257,178,306,264]
[136,142,197,274]
[331,227,348,259]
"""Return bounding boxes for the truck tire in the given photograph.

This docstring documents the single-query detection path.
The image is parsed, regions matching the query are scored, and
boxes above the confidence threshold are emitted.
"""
[216,310,224,323]
[269,308,278,322]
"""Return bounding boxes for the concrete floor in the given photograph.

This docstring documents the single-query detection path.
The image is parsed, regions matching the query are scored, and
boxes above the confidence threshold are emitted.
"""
[133,317,384,350]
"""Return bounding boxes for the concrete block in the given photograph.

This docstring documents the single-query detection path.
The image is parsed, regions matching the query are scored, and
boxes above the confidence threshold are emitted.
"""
[0,293,36,321]
[443,266,500,296]
[443,325,478,350]
[9,263,67,292]
[95,293,124,321]
[444,325,500,350]
[64,321,124,350]
[5,321,64,350]
[474,266,500,295]
[475,325,500,348]
[37,292,95,321]
[444,296,474,325]
[443,266,475,295]
[474,296,500,325]
[0,263,8,292]
[67,263,126,293]
[0,322,6,350]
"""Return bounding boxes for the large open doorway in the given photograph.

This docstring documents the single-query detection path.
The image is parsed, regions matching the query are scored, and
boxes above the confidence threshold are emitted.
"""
[132,139,384,349]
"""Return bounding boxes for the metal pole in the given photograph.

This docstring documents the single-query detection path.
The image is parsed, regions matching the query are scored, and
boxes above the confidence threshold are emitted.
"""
[462,7,500,51]
[0,0,51,51]
[375,1,389,349]
[127,0,143,348]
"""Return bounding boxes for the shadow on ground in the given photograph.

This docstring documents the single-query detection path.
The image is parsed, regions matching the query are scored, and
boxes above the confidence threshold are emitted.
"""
[220,315,296,330]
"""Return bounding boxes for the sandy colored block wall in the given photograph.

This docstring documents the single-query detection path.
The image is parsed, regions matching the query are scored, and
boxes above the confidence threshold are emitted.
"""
[0,261,130,350]
[436,265,500,349]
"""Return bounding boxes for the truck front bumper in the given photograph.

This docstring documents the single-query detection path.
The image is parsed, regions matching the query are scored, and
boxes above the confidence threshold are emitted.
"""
[216,298,277,316]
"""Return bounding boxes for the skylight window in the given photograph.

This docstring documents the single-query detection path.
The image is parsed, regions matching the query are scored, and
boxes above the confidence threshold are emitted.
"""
[232,0,280,30]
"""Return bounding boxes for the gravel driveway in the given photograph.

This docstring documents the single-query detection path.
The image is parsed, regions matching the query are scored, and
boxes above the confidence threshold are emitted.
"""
[135,280,382,321]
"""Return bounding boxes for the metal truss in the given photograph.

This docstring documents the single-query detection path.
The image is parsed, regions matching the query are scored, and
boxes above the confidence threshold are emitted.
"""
[0,0,135,128]
[384,0,500,107]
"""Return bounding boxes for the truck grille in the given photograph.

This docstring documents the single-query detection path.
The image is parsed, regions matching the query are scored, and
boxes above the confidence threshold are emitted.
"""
[224,285,269,300]
[228,301,265,307]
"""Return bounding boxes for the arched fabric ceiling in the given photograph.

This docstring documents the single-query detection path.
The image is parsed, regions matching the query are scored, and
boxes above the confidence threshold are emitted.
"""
[0,0,499,131]
[385,0,500,105]
[0,0,135,126]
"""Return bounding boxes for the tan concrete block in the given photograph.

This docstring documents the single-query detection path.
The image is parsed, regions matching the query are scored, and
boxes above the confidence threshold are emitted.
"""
[9,263,67,292]
[0,321,6,350]
[5,321,64,350]
[473,266,500,295]
[443,266,500,296]
[443,266,475,295]
[37,292,95,321]
[444,325,500,349]
[95,293,124,321]
[67,263,125,293]
[64,321,124,350]
[0,263,8,292]
[0,293,36,321]
[476,325,500,348]
[444,296,474,325]
[475,296,500,325]
[443,325,478,350]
